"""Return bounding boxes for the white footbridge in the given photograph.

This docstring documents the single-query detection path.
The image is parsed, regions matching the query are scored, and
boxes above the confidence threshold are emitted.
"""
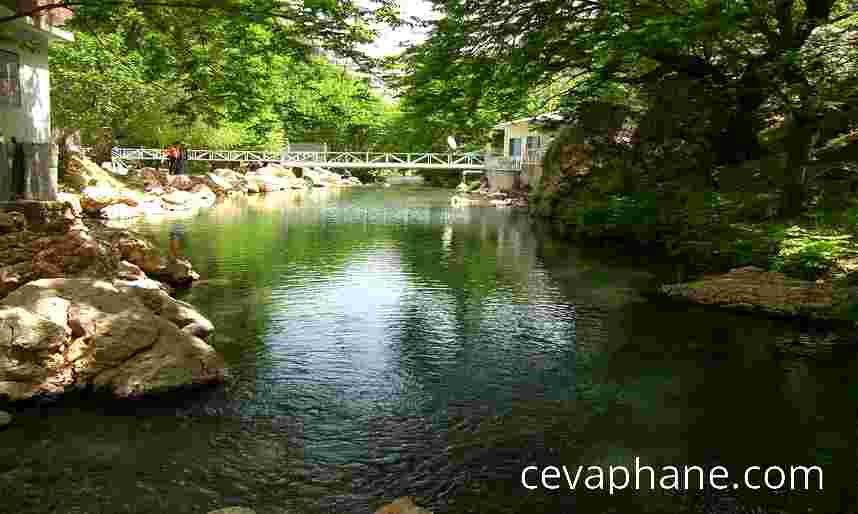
[110,148,524,174]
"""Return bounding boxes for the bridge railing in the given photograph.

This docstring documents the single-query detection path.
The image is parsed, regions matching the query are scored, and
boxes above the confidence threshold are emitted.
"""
[109,147,524,172]
[280,151,488,167]
[111,148,284,162]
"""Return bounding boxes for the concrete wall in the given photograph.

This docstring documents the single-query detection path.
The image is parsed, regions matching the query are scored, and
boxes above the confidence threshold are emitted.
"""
[0,39,51,144]
[0,38,56,200]
[485,170,516,192]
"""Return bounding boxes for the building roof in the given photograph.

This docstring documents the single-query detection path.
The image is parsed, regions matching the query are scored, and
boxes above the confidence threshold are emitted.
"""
[0,6,74,43]
[492,111,565,130]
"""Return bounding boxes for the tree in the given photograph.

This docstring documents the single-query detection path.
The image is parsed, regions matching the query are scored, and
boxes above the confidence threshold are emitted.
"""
[45,0,409,151]
[402,0,858,214]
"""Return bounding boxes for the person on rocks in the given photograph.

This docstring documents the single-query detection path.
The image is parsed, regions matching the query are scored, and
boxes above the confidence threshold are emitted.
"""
[169,221,188,259]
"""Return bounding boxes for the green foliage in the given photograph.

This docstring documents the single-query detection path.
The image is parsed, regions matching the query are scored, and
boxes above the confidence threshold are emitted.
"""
[732,239,755,266]
[770,226,858,279]
[49,0,400,151]
[573,193,660,229]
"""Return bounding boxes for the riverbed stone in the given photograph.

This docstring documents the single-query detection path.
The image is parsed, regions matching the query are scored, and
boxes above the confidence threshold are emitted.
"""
[374,497,433,514]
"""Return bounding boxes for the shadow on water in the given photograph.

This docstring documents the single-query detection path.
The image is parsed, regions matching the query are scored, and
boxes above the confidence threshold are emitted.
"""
[2,187,857,514]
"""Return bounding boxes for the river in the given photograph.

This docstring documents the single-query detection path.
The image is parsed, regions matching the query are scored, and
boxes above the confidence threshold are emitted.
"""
[2,187,856,514]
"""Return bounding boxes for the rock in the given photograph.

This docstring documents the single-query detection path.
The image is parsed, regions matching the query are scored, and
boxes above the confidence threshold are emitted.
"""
[101,203,144,220]
[161,190,194,207]
[0,410,10,428]
[661,267,836,318]
[189,184,217,207]
[374,497,433,514]
[205,173,233,195]
[117,260,146,282]
[80,186,138,214]
[245,173,289,193]
[140,167,169,187]
[0,278,225,401]
[207,508,256,514]
[31,228,106,277]
[168,174,194,191]
[302,168,321,186]
[0,201,77,233]
[0,262,37,297]
[57,193,83,218]
[158,257,200,286]
[116,235,164,274]
[0,211,27,234]
[0,305,71,399]
[116,284,213,339]
[256,164,295,179]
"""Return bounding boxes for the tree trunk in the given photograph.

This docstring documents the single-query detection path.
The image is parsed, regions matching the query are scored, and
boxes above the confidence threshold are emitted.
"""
[781,114,818,217]
[93,127,113,167]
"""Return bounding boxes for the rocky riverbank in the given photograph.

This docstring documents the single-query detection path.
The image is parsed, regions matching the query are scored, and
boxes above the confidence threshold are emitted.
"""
[450,189,529,209]
[0,198,226,402]
[661,266,857,323]
[64,154,362,220]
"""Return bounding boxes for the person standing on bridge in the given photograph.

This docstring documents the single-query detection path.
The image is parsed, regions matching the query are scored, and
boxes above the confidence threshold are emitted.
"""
[165,142,178,174]
[174,142,187,175]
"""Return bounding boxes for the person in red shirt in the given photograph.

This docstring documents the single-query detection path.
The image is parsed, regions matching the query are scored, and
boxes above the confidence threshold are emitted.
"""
[165,143,178,174]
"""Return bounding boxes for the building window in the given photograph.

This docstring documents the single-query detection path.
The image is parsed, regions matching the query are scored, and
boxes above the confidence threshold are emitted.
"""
[510,138,522,158]
[0,51,21,107]
[526,135,542,151]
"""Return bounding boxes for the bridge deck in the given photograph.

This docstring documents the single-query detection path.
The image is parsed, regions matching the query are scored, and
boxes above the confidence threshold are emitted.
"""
[110,148,523,173]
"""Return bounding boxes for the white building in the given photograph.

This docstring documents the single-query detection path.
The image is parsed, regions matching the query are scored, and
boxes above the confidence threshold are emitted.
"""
[0,3,73,201]
[491,112,564,163]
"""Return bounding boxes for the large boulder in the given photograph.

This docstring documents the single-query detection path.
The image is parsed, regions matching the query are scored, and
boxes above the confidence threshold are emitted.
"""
[0,278,225,401]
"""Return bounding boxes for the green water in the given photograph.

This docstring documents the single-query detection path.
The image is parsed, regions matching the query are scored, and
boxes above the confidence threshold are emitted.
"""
[1,187,856,514]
